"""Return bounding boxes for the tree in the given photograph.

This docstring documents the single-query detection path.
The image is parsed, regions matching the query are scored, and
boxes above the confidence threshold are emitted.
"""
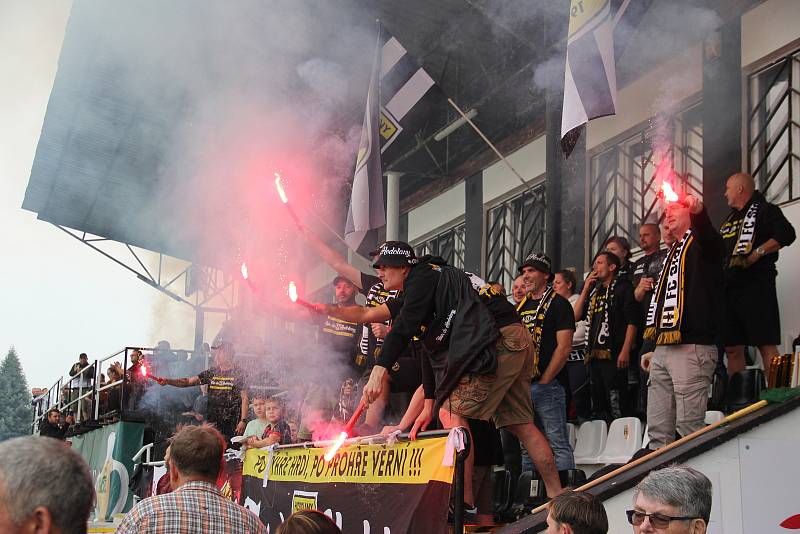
[0,347,33,441]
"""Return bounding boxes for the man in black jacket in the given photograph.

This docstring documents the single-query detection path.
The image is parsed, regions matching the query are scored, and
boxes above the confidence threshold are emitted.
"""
[719,172,796,377]
[319,241,562,511]
[641,195,724,449]
[38,408,68,440]
[574,251,639,422]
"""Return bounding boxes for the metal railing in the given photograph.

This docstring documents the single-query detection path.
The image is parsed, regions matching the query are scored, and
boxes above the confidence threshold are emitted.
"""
[413,222,467,269]
[485,184,547,290]
[588,104,703,255]
[748,48,800,205]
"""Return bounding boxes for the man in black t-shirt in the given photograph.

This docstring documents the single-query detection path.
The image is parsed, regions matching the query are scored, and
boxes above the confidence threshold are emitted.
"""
[319,276,363,381]
[719,172,796,377]
[516,253,576,472]
[156,335,248,441]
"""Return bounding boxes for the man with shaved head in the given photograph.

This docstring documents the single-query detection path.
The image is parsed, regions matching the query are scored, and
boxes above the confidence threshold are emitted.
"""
[719,172,795,377]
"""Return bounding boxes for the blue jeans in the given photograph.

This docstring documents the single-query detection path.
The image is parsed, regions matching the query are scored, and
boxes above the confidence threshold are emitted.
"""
[521,380,575,471]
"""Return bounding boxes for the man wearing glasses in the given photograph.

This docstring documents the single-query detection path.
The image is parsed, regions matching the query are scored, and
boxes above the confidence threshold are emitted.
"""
[627,465,711,533]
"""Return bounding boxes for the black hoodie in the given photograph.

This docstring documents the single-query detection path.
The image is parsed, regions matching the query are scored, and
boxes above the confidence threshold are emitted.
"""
[378,256,500,406]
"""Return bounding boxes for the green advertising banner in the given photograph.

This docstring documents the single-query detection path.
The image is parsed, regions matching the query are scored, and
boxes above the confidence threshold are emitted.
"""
[71,421,144,521]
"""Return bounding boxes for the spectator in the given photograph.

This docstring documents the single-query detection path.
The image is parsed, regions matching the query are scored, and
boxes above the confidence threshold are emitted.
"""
[118,425,266,533]
[275,509,341,534]
[641,196,724,449]
[126,349,146,410]
[68,352,94,421]
[628,465,711,533]
[242,395,292,449]
[603,236,633,282]
[719,172,796,377]
[511,274,527,304]
[321,243,564,513]
[0,436,94,533]
[38,407,68,440]
[575,252,639,422]
[517,253,576,473]
[553,269,591,422]
[156,335,249,442]
[105,364,123,413]
[546,490,608,534]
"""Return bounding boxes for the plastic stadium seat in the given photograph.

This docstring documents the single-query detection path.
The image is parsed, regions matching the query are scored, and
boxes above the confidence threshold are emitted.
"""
[704,410,724,425]
[511,471,546,518]
[567,422,577,450]
[597,417,643,465]
[491,466,513,520]
[573,420,608,464]
[726,369,765,412]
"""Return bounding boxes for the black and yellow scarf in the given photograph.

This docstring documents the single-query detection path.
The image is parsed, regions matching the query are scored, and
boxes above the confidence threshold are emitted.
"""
[721,200,760,268]
[586,278,616,361]
[516,287,557,379]
[644,229,694,345]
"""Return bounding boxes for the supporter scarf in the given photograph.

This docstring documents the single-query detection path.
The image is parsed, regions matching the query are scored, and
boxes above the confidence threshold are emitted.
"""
[644,229,694,345]
[725,201,761,268]
[586,278,616,361]
[516,286,557,379]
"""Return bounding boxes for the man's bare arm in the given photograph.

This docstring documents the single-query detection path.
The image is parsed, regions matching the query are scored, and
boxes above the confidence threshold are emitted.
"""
[158,376,200,387]
[319,303,392,323]
[302,226,365,289]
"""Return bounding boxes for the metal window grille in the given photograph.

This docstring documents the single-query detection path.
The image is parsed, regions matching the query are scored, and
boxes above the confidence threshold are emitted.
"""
[485,184,547,291]
[748,49,800,205]
[414,222,466,269]
[588,104,703,255]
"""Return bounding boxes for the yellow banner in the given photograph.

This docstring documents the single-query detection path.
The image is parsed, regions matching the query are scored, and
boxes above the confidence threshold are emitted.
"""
[568,0,610,40]
[243,436,454,485]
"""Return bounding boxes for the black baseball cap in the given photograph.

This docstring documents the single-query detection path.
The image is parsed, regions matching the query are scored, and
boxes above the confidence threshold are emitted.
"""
[518,252,552,275]
[332,275,355,287]
[371,241,419,268]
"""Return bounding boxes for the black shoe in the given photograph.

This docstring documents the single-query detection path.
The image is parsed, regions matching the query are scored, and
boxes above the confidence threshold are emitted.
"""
[447,502,478,525]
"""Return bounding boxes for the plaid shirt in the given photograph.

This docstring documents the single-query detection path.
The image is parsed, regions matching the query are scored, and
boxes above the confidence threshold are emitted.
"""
[117,480,266,534]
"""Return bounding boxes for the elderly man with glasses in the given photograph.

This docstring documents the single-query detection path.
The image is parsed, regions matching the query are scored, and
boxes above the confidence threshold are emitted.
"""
[627,465,712,533]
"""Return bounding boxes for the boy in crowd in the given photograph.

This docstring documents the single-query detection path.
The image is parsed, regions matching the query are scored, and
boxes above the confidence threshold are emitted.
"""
[243,395,292,449]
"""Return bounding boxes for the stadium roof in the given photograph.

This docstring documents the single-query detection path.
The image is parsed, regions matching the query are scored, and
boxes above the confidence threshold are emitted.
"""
[23,0,751,264]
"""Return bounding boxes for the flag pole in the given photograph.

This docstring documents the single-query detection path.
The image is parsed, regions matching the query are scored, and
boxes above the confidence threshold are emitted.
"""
[446,97,537,194]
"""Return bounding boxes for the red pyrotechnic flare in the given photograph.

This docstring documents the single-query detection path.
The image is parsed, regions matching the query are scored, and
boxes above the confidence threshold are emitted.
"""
[274,172,302,226]
[661,181,680,204]
[140,364,148,378]
[240,262,249,280]
[324,399,367,462]
[288,281,321,313]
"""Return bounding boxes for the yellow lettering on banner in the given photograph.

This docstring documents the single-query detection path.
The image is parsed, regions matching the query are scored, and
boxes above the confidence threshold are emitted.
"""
[243,436,453,485]
[379,113,398,141]
[568,0,609,39]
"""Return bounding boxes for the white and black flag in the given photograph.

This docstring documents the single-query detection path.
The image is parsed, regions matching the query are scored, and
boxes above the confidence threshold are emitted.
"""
[345,25,438,253]
[561,0,618,149]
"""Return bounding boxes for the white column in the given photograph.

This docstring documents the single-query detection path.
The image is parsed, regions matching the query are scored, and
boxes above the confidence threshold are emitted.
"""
[385,171,402,241]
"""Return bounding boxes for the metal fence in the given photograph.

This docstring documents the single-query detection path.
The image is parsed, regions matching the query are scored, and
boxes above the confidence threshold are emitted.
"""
[588,104,703,255]
[414,222,466,269]
[748,48,800,205]
[485,184,547,290]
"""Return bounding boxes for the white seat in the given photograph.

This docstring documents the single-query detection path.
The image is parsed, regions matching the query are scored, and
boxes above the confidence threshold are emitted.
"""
[642,424,651,449]
[573,420,608,464]
[704,410,724,425]
[597,417,643,465]
[567,422,577,450]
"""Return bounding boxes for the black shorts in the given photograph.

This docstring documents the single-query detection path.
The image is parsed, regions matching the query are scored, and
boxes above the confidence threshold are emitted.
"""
[723,275,782,347]
[358,356,422,394]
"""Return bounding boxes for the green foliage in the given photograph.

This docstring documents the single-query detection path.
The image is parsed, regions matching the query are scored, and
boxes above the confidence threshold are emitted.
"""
[0,347,33,441]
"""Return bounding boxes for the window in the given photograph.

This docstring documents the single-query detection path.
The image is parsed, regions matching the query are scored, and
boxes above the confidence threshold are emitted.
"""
[414,222,466,269]
[485,184,546,291]
[748,49,800,205]
[588,104,703,255]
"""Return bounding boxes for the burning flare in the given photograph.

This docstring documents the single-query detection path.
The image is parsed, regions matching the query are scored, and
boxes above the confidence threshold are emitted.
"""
[288,281,298,302]
[324,431,348,462]
[661,181,679,204]
[240,262,249,280]
[140,364,148,378]
[274,172,289,204]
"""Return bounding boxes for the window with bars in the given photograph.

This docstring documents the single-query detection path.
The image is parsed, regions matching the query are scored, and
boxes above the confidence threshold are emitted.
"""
[484,184,546,291]
[413,222,466,269]
[588,104,703,255]
[748,49,800,205]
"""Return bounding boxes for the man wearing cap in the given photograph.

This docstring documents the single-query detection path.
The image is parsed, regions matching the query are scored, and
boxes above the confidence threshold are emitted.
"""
[317,241,563,510]
[156,334,248,441]
[516,253,576,472]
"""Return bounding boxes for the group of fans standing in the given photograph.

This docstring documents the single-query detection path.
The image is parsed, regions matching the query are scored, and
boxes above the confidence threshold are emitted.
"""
[145,171,793,523]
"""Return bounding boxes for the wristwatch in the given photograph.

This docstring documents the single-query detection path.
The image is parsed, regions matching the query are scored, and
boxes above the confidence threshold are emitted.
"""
[756,247,766,256]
